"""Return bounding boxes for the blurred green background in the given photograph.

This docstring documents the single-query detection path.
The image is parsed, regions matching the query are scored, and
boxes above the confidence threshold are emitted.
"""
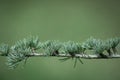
[0,0,120,80]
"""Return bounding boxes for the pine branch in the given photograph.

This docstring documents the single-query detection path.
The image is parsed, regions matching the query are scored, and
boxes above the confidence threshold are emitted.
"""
[0,36,120,69]
[26,53,120,59]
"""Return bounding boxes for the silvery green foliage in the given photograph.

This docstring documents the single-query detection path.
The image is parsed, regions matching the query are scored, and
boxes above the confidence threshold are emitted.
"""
[0,36,120,69]
[60,41,83,66]
[7,36,41,69]
[7,51,26,69]
[82,37,97,50]
[62,41,82,56]
[87,38,111,56]
[12,36,41,51]
[93,40,105,54]
[105,37,120,54]
[81,37,104,56]
[0,43,9,56]
[110,37,120,48]
[41,40,62,56]
[81,37,120,56]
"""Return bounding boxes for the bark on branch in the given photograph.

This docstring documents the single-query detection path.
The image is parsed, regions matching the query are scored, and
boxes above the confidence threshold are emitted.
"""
[26,53,120,59]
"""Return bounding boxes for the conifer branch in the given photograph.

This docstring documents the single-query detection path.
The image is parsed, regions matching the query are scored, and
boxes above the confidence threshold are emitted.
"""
[0,36,120,69]
[26,53,120,59]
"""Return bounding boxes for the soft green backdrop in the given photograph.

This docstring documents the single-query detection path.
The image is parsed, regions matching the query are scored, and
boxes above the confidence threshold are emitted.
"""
[0,0,120,80]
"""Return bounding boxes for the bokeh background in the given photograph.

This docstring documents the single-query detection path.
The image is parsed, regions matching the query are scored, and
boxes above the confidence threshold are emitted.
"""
[0,0,120,80]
